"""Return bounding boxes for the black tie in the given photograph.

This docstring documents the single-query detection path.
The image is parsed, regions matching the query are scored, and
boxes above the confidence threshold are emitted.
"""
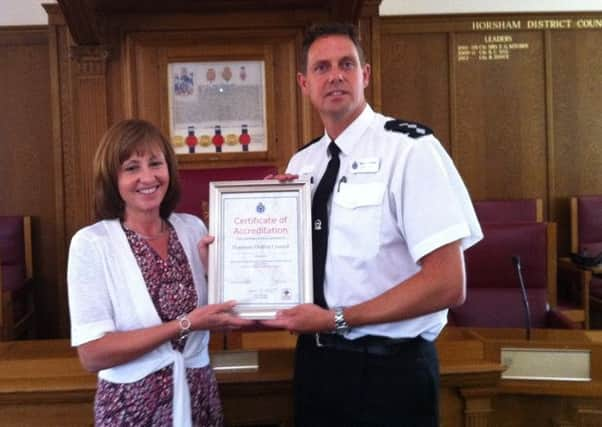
[311,141,341,308]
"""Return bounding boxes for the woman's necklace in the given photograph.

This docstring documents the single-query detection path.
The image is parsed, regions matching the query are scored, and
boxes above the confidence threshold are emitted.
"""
[122,219,167,241]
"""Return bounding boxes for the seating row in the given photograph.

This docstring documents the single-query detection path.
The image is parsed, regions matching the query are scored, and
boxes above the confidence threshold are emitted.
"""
[456,196,602,330]
[561,196,602,328]
[450,199,578,330]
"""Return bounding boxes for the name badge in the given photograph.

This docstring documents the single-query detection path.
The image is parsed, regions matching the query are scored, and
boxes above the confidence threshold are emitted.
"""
[351,157,380,174]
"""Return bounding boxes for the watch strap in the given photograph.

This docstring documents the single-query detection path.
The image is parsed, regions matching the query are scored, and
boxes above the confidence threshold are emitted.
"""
[333,306,350,335]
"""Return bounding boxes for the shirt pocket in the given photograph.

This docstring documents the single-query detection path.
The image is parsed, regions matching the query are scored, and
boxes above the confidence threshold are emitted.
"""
[330,182,385,258]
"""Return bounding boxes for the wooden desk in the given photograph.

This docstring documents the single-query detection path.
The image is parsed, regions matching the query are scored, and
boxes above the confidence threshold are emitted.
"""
[465,328,602,426]
[0,341,298,427]
[6,329,601,426]
[215,350,295,426]
[0,330,504,427]
[0,340,95,426]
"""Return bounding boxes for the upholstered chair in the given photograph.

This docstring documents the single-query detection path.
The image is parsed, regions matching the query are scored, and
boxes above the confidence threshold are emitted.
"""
[0,216,36,340]
[449,222,577,329]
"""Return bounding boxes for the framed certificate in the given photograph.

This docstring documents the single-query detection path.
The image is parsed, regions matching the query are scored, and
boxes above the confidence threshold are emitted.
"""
[208,179,313,319]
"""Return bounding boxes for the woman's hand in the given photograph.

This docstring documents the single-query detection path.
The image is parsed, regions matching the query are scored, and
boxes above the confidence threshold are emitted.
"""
[197,234,214,272]
[188,301,255,331]
[264,173,299,182]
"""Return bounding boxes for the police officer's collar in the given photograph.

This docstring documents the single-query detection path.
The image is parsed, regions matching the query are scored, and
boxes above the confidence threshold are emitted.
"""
[323,104,375,156]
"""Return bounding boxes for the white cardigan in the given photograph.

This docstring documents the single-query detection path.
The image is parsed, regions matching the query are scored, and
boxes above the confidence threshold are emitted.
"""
[67,213,210,427]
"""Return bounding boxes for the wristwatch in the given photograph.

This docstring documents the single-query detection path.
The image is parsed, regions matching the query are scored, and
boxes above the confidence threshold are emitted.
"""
[177,313,191,341]
[333,307,350,335]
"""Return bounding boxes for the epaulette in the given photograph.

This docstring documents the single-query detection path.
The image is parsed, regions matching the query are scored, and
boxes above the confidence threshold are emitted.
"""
[297,136,322,153]
[384,119,433,138]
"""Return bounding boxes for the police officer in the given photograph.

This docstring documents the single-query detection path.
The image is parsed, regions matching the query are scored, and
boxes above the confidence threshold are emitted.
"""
[263,22,482,426]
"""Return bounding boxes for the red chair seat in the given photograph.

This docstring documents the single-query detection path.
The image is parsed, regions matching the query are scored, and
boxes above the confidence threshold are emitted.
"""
[0,215,35,340]
[577,196,602,252]
[450,288,548,328]
[449,222,569,328]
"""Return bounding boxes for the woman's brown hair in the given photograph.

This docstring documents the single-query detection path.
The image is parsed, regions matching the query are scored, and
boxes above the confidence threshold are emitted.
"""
[93,119,181,220]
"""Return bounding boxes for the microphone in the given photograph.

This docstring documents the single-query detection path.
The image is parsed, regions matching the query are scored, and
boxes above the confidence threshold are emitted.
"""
[512,255,532,341]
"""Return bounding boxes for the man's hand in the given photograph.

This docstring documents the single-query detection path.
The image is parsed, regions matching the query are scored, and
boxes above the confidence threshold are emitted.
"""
[260,304,334,334]
[197,234,214,271]
[264,173,299,182]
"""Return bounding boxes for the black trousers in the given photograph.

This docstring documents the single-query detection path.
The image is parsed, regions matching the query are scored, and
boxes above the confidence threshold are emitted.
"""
[293,334,440,427]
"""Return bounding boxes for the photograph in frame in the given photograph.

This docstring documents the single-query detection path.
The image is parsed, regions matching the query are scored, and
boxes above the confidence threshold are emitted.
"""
[208,180,313,319]
[167,60,267,155]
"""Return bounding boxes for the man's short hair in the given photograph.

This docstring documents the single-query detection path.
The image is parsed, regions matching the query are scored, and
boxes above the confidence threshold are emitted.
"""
[300,22,365,73]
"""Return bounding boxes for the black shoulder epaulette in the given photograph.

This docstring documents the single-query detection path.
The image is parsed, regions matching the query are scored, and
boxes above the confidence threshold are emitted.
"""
[297,136,322,153]
[384,119,433,138]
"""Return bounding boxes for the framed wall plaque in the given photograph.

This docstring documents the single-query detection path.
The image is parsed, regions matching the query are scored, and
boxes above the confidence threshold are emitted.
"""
[157,41,277,165]
[167,60,267,155]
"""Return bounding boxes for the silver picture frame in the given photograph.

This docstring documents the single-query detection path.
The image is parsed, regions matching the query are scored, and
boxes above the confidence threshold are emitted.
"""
[208,179,313,319]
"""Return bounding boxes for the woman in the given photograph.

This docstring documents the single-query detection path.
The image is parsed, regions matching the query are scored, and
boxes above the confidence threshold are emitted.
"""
[67,119,251,426]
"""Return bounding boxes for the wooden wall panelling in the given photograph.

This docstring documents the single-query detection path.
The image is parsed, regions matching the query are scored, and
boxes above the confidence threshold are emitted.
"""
[460,387,496,427]
[105,29,125,125]
[64,44,109,336]
[439,387,464,427]
[46,4,112,337]
[543,31,556,231]
[380,13,602,256]
[358,0,382,113]
[551,30,602,256]
[46,5,74,337]
[448,32,459,160]
[454,30,548,201]
[493,395,602,426]
[380,31,451,151]
[70,45,110,226]
[0,27,58,338]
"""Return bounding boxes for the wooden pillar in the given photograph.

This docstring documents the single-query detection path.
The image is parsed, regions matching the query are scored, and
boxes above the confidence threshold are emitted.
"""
[69,45,110,233]
[47,1,111,335]
[460,387,496,427]
[574,399,602,427]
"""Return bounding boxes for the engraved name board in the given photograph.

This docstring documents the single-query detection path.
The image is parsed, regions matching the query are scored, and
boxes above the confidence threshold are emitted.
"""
[456,16,602,63]
[471,18,602,31]
[457,34,529,62]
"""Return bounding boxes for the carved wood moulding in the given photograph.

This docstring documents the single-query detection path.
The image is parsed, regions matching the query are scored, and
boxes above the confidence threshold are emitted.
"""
[57,0,370,45]
[69,45,110,76]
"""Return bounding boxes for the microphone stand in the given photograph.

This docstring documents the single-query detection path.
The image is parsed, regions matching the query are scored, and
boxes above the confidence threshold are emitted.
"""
[512,255,532,341]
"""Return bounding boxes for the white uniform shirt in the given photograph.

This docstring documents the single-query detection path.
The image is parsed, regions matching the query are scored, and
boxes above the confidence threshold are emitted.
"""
[286,105,482,341]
